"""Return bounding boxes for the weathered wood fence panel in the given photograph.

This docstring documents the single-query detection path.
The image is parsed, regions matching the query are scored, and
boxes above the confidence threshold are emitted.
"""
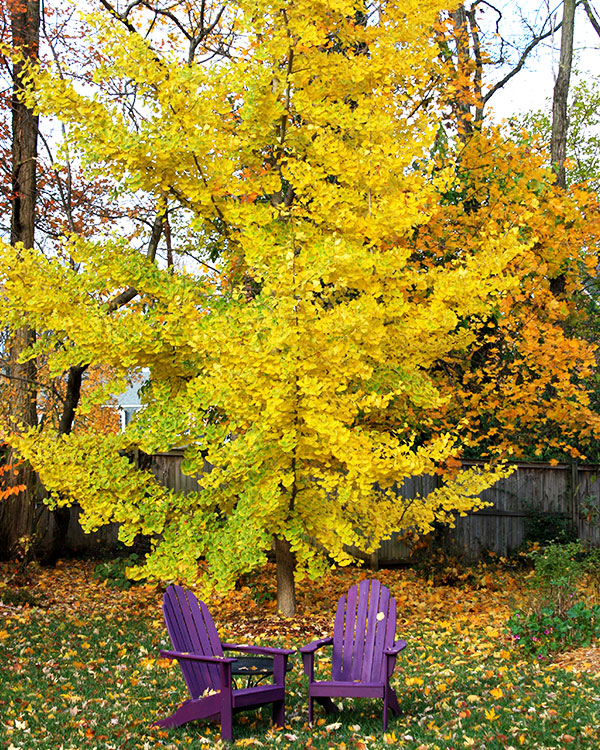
[145,453,600,562]
[447,461,572,560]
[61,452,600,560]
[150,451,203,494]
[430,461,600,562]
[573,466,600,546]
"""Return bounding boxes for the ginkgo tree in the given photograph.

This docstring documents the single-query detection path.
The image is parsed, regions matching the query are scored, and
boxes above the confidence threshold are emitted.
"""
[0,0,545,614]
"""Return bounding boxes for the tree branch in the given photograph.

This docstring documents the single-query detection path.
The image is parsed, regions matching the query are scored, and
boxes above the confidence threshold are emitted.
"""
[583,0,600,37]
[96,0,140,37]
[483,20,564,106]
[466,4,484,122]
[105,212,163,313]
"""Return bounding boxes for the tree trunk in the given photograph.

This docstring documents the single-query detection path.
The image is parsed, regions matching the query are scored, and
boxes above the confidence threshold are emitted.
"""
[45,364,88,562]
[58,365,87,435]
[450,4,473,139]
[547,0,575,300]
[274,536,296,617]
[0,0,41,561]
[0,454,38,562]
[551,0,576,189]
[11,0,40,251]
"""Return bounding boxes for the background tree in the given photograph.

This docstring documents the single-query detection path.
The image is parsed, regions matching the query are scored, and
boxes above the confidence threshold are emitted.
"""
[413,127,600,460]
[429,2,600,462]
[0,0,40,561]
[519,79,600,192]
[440,1,574,127]
[551,0,577,188]
[0,0,209,561]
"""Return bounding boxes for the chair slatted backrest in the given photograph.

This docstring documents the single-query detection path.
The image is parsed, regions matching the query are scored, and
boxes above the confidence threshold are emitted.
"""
[331,579,397,683]
[163,584,224,699]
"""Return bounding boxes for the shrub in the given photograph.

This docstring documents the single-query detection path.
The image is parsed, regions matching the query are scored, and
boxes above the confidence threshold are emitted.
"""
[508,602,600,657]
[508,541,600,657]
[93,553,141,589]
[528,541,587,617]
[523,507,578,546]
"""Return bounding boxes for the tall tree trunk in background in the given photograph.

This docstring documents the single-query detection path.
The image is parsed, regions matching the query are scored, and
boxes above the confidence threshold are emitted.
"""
[450,4,474,140]
[551,0,576,188]
[46,363,88,562]
[0,0,41,562]
[548,0,575,298]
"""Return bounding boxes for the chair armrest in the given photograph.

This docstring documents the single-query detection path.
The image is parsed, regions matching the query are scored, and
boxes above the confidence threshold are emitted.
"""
[384,639,407,656]
[299,636,333,655]
[160,649,237,665]
[384,639,407,678]
[222,643,295,656]
[299,637,333,681]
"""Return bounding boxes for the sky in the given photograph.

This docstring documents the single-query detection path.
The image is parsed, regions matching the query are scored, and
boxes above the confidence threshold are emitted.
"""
[483,0,600,120]
[83,0,598,122]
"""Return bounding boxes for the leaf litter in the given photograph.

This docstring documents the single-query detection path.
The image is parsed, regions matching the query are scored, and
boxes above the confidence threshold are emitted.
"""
[1,559,600,749]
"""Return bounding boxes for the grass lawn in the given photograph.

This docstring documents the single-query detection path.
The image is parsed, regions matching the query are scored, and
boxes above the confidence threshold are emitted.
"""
[1,559,600,749]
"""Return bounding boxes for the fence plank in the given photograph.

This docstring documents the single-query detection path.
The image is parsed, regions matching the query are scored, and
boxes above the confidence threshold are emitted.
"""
[62,453,600,560]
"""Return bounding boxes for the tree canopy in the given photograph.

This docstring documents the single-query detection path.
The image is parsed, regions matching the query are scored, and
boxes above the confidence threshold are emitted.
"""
[1,0,599,613]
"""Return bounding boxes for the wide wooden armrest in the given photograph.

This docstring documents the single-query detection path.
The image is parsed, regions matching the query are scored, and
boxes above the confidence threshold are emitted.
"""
[222,643,295,656]
[299,637,333,654]
[384,639,407,656]
[160,649,237,665]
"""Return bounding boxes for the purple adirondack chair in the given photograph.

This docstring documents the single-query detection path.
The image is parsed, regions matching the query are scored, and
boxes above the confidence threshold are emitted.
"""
[155,584,295,741]
[299,579,406,730]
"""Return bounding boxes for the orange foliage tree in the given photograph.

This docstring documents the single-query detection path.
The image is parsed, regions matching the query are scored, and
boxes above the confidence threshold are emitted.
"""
[411,127,600,461]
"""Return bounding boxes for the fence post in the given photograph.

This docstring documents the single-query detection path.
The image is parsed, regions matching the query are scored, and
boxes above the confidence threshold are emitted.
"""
[569,460,579,530]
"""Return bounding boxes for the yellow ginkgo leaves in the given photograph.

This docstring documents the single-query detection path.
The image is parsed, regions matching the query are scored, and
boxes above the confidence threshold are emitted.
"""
[0,0,563,614]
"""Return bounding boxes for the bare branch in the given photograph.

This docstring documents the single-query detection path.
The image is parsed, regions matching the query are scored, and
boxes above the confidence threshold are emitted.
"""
[105,212,163,313]
[583,0,600,37]
[136,1,194,41]
[96,0,140,37]
[37,129,75,234]
[483,20,563,106]
[97,0,227,64]
[466,4,484,122]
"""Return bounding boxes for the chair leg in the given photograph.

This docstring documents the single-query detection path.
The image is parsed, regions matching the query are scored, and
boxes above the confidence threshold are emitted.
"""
[220,702,233,741]
[272,698,285,728]
[383,684,400,731]
[308,695,313,726]
[316,697,338,714]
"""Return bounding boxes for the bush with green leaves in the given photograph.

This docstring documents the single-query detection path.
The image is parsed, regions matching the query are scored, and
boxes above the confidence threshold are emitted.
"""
[508,541,600,657]
[93,553,141,590]
[508,601,600,657]
[583,544,600,600]
[528,541,587,616]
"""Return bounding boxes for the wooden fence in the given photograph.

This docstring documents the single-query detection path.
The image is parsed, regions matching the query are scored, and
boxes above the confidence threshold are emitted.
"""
[371,461,600,563]
[62,451,600,561]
